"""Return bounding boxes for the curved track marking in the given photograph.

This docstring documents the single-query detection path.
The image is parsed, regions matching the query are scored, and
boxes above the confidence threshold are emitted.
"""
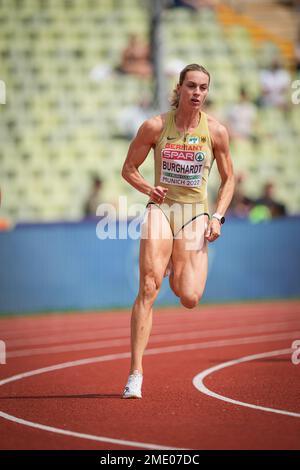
[0,337,299,449]
[0,411,181,450]
[193,348,300,418]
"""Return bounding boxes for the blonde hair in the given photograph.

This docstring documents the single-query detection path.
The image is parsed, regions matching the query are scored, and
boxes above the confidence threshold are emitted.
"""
[170,63,210,109]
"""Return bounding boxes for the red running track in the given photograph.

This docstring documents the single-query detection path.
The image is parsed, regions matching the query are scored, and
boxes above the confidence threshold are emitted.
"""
[0,300,299,450]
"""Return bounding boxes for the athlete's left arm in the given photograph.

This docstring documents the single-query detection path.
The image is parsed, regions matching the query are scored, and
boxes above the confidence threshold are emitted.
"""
[205,123,235,242]
[212,123,235,216]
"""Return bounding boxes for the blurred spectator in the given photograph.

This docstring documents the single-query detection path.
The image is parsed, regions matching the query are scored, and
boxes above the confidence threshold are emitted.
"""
[0,218,11,230]
[254,182,287,218]
[249,204,272,223]
[117,34,152,78]
[227,172,254,219]
[259,58,291,108]
[117,97,153,140]
[226,88,257,142]
[83,176,103,218]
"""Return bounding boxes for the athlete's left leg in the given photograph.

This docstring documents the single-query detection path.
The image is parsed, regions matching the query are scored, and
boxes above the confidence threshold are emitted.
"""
[169,215,208,309]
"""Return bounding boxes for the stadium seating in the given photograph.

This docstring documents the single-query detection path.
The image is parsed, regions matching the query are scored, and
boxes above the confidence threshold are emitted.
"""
[0,0,299,222]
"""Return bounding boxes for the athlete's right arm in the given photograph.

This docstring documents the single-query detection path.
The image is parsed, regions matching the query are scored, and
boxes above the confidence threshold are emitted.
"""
[121,117,168,204]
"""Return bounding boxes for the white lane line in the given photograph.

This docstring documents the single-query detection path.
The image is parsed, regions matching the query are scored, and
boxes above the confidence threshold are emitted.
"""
[193,349,300,418]
[1,303,298,337]
[6,326,131,347]
[4,320,206,345]
[3,318,259,347]
[6,319,300,349]
[0,316,130,338]
[0,411,183,450]
[1,332,299,387]
[5,329,300,359]
[0,334,298,449]
[0,321,129,339]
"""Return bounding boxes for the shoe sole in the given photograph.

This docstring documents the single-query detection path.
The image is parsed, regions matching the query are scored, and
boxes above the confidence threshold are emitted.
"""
[122,394,142,399]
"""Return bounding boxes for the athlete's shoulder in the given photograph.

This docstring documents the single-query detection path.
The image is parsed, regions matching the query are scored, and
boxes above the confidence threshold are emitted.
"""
[144,112,170,131]
[137,113,169,143]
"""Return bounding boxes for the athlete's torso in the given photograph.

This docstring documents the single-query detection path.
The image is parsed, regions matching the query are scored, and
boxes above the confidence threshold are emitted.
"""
[153,110,215,203]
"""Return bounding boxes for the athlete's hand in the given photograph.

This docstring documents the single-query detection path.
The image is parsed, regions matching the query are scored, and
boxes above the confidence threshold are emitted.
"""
[149,186,168,204]
[205,218,221,242]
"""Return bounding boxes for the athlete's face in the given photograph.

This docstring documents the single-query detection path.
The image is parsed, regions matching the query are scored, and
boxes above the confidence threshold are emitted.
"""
[177,71,209,109]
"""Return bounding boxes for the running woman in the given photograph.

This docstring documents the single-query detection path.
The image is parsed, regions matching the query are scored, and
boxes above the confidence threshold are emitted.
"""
[121,64,235,398]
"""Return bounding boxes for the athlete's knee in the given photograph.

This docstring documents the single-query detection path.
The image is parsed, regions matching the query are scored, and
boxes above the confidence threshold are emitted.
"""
[139,272,162,304]
[180,293,200,309]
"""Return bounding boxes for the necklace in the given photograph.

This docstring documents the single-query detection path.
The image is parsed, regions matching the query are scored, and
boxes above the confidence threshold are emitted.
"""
[174,112,201,148]
[175,112,200,137]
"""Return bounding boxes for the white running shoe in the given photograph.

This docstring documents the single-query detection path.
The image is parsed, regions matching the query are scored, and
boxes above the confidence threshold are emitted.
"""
[123,370,143,399]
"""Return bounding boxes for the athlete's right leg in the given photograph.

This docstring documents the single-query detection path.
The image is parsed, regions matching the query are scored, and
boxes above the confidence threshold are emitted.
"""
[129,204,173,375]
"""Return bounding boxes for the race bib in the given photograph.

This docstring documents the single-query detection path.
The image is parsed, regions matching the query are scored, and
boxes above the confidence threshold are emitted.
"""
[160,145,206,187]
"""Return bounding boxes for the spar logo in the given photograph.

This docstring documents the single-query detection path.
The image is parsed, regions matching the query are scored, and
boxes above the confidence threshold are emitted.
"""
[162,149,194,161]
[195,152,205,162]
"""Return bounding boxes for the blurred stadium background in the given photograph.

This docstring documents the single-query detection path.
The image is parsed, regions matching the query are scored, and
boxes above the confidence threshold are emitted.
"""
[0,0,300,314]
